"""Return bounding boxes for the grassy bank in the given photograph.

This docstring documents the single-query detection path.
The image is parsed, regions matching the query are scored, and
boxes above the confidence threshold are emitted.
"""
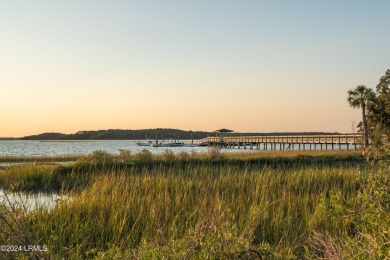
[0,150,365,193]
[0,155,82,163]
[0,150,388,259]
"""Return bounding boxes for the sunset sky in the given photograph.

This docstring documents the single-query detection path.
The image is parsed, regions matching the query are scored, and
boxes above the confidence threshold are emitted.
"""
[1,1,389,137]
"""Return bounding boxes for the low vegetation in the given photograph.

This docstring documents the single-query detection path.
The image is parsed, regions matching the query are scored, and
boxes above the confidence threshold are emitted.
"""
[0,149,388,259]
[0,150,364,192]
[0,155,81,163]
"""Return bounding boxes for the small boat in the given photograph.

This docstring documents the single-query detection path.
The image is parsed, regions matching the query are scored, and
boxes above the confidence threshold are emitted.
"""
[183,143,199,147]
[152,140,184,147]
[136,140,154,146]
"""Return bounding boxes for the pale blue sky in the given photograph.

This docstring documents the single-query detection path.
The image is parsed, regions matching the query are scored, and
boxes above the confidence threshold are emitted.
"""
[1,1,389,136]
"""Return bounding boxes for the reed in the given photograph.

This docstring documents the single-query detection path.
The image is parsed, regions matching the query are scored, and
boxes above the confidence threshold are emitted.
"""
[0,150,382,259]
[0,150,365,193]
[0,164,89,192]
[0,155,81,163]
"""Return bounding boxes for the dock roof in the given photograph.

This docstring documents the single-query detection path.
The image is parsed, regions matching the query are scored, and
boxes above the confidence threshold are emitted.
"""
[214,128,234,133]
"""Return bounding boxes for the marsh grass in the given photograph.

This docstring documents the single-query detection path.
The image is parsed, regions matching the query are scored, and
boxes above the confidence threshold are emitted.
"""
[12,166,364,258]
[0,164,89,192]
[0,150,374,259]
[0,189,51,260]
[0,155,81,163]
[53,150,365,175]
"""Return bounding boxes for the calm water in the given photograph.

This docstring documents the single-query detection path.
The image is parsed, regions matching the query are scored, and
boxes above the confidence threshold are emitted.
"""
[0,190,70,212]
[0,140,212,157]
[0,140,354,157]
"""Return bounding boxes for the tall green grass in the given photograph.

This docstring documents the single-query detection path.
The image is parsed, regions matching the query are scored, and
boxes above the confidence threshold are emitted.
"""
[0,150,376,259]
[30,165,364,258]
[0,155,81,163]
[0,164,89,192]
[0,150,365,193]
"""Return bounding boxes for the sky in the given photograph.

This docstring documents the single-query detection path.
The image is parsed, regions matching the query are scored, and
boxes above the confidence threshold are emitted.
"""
[1,1,389,137]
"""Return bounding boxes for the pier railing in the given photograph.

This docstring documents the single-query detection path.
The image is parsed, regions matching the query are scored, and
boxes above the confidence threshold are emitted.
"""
[203,133,367,151]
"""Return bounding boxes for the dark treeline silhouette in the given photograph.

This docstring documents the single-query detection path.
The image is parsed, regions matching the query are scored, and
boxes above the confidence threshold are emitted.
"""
[21,129,208,140]
[18,129,339,140]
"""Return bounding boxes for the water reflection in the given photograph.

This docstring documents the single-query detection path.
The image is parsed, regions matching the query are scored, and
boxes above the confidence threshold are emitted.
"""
[0,140,356,157]
[0,140,211,157]
[0,190,70,212]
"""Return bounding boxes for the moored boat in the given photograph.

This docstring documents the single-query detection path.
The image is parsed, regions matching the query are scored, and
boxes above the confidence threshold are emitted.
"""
[136,140,154,146]
[152,140,184,147]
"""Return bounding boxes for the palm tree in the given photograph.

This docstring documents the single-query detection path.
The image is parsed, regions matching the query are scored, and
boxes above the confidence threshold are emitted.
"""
[347,85,376,147]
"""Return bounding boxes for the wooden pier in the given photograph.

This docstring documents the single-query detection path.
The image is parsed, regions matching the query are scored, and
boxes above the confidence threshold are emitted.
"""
[202,134,366,151]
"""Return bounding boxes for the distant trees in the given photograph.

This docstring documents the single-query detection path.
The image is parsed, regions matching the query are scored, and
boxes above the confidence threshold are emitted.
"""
[347,69,390,148]
[21,129,211,140]
[20,132,66,140]
[371,70,390,141]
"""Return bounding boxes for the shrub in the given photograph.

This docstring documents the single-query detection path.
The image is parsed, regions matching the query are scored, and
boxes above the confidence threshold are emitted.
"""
[308,168,390,259]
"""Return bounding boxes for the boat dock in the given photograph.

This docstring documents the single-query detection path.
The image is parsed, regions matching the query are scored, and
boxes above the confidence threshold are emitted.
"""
[197,133,366,151]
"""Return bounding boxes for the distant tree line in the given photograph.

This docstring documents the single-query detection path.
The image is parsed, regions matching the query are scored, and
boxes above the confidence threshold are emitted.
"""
[347,69,390,147]
[20,129,209,140]
[18,129,338,141]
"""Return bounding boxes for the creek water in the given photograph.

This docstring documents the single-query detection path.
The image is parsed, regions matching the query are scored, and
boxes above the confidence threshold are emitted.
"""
[0,140,353,157]
[0,140,211,156]
[0,190,70,212]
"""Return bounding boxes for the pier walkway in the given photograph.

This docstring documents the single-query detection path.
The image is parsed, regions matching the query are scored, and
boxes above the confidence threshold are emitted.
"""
[200,134,366,151]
